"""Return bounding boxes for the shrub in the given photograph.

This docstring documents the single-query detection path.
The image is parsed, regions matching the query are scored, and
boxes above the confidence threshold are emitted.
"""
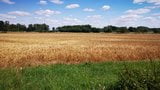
[109,61,160,90]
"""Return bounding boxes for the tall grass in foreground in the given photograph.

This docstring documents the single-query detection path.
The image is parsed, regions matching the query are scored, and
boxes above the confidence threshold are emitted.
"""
[0,61,160,90]
[109,60,160,90]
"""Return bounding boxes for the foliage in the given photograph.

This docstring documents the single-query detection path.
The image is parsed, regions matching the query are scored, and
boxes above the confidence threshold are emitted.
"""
[0,21,49,32]
[56,25,160,33]
[0,20,160,33]
[116,27,129,33]
[27,24,49,32]
[152,28,160,33]
[109,61,160,90]
[136,26,150,33]
[57,25,92,32]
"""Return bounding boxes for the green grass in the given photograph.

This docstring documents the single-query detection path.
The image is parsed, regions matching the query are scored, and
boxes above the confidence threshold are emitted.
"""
[0,61,159,90]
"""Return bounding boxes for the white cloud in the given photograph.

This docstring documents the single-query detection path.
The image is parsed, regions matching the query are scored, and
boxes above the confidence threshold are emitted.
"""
[109,5,160,28]
[35,9,61,17]
[87,15,102,19]
[110,16,142,27]
[66,4,80,9]
[85,15,105,27]
[0,0,15,4]
[0,14,16,19]
[102,5,110,11]
[34,17,59,25]
[133,0,160,5]
[8,11,31,16]
[39,0,47,5]
[142,16,160,27]
[119,14,143,22]
[33,16,83,27]
[49,0,63,4]
[145,5,160,9]
[62,17,82,25]
[110,8,151,27]
[125,8,151,15]
[34,17,43,20]
[83,8,95,12]
[133,0,146,3]
[63,17,80,22]
[143,16,154,20]
[152,13,160,16]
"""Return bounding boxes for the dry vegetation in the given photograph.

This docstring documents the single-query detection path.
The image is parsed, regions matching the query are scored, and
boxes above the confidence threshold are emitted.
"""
[0,33,160,68]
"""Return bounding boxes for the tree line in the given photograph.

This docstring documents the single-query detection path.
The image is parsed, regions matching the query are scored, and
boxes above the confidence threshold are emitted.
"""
[0,20,160,33]
[0,21,49,32]
[57,25,160,33]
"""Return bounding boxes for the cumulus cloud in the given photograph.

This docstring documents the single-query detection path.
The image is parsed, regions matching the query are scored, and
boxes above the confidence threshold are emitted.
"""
[133,0,160,5]
[145,5,160,9]
[142,16,160,27]
[143,16,154,20]
[110,8,152,27]
[152,13,160,19]
[118,14,142,22]
[63,17,81,24]
[49,0,63,4]
[39,0,47,5]
[152,13,160,16]
[85,15,105,27]
[110,16,141,27]
[64,17,79,21]
[87,15,102,19]
[33,16,82,27]
[125,8,151,15]
[0,0,15,4]
[34,17,59,25]
[66,4,80,9]
[111,6,160,28]
[102,5,110,11]
[83,8,95,12]
[133,0,146,3]
[35,9,61,17]
[0,14,16,19]
[61,18,82,26]
[34,17,43,20]
[8,11,31,16]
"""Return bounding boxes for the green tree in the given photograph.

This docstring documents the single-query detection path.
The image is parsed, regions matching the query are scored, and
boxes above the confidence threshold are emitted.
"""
[27,24,35,32]
[4,21,10,32]
[0,21,4,32]
[137,26,149,33]
[128,27,137,32]
[103,26,112,33]
[116,27,128,33]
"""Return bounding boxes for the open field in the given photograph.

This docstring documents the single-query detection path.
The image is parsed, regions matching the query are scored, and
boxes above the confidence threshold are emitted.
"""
[0,33,160,68]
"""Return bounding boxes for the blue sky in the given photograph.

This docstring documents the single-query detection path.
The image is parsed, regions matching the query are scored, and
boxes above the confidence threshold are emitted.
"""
[0,0,160,28]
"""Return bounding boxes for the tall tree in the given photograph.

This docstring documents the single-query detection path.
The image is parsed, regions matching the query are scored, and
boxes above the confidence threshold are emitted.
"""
[128,27,137,32]
[116,27,128,33]
[137,26,149,33]
[0,21,4,32]
[4,21,10,32]
[27,24,35,32]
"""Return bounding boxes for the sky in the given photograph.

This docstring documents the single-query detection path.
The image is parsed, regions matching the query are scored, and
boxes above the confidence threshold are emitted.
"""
[0,0,160,28]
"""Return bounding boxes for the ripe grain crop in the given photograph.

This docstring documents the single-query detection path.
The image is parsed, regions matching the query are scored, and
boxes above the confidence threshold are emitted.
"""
[0,33,160,68]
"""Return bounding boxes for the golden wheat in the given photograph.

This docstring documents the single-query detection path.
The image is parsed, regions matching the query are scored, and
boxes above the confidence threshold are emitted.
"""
[0,33,160,68]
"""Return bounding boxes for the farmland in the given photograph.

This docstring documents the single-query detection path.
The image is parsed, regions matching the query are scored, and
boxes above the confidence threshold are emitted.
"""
[0,33,160,68]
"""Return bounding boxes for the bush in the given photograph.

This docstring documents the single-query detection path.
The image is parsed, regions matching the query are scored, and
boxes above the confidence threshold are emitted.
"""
[109,61,160,90]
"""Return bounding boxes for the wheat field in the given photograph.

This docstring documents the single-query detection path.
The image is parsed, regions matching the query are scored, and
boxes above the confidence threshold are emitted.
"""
[0,33,160,68]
